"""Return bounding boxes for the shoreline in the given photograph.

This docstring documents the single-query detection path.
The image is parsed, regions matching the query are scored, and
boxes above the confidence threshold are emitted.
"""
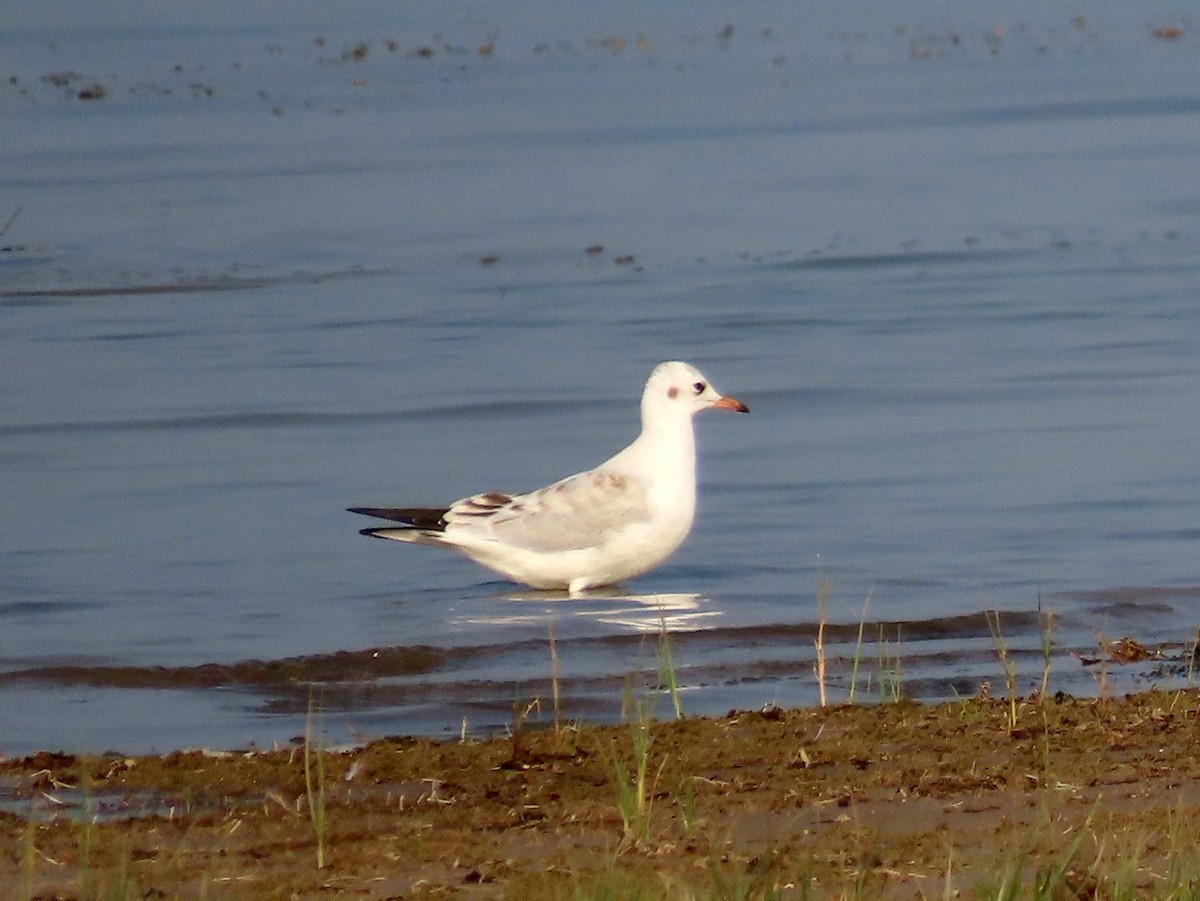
[5,688,1200,898]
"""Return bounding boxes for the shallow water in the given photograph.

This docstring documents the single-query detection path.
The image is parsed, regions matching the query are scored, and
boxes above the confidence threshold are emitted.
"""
[2,1,1200,755]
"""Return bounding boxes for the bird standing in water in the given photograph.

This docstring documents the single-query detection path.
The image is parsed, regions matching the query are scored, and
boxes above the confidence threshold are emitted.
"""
[349,361,748,595]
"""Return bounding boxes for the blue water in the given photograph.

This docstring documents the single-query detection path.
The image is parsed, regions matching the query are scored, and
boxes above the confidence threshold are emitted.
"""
[2,1,1200,755]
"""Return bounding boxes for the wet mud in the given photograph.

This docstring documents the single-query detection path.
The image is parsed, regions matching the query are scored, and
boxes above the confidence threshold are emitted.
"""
[5,690,1200,898]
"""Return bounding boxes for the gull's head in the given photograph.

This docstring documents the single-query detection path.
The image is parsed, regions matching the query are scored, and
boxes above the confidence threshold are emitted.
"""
[641,361,749,425]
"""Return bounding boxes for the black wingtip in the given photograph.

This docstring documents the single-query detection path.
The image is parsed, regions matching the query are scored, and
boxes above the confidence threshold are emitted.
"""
[359,527,395,539]
[347,506,450,529]
[348,506,409,520]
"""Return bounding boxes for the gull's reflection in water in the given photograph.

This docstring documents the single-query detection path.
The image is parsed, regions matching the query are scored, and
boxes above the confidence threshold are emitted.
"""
[456,589,722,633]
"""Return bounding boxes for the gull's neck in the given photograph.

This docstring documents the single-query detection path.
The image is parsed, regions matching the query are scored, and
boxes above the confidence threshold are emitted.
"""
[613,407,697,475]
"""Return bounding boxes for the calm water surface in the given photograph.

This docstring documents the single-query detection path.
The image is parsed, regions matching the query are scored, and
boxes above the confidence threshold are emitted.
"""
[2,0,1200,754]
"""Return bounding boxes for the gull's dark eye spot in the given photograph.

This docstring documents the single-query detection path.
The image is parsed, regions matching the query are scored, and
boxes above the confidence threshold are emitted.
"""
[692,381,706,394]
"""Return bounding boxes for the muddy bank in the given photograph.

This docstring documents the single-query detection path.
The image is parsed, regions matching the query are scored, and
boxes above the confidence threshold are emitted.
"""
[5,689,1200,898]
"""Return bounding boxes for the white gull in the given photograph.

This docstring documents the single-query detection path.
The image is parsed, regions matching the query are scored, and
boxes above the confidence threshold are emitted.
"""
[348,360,748,595]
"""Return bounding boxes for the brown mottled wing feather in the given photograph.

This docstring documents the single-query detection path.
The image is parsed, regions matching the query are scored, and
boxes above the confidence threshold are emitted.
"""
[347,506,451,530]
[443,492,513,519]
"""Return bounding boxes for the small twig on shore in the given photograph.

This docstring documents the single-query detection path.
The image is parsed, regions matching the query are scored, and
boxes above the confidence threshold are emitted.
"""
[814,557,829,707]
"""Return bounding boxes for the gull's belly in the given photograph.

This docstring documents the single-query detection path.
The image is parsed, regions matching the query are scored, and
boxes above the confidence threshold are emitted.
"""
[574,504,696,589]
[454,504,695,591]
